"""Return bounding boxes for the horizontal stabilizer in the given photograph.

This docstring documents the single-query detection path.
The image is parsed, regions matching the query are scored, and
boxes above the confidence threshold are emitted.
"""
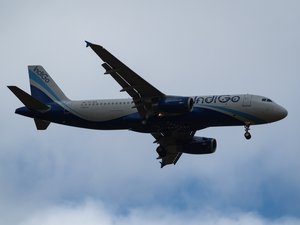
[7,86,50,112]
[34,118,50,130]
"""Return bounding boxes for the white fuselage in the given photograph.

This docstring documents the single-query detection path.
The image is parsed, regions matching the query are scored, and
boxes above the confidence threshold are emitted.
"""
[56,94,287,127]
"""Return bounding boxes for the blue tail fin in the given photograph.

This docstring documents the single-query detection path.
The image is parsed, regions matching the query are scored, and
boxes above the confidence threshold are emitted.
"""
[28,65,69,103]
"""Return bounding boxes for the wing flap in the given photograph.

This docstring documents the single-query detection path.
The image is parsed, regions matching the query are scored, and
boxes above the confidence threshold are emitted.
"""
[160,151,182,168]
[101,63,140,99]
[152,131,195,168]
[101,62,147,115]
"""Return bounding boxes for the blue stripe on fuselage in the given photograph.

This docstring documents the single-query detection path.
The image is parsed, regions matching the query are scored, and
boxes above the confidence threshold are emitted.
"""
[200,105,265,124]
[17,101,264,132]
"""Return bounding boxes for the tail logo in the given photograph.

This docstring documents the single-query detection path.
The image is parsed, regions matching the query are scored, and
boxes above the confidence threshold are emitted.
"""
[33,66,50,83]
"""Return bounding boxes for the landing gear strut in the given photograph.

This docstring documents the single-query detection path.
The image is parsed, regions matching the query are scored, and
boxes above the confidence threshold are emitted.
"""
[244,124,251,140]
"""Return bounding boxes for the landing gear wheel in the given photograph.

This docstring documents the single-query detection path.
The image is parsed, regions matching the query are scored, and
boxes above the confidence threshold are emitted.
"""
[156,146,166,157]
[244,123,251,140]
[244,132,251,140]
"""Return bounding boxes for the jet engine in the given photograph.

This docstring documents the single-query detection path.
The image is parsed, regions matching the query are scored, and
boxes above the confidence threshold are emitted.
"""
[181,136,217,154]
[156,96,194,114]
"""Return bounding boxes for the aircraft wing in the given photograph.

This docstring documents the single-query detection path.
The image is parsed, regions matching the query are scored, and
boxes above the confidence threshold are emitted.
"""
[152,130,196,168]
[86,42,196,167]
[85,41,165,117]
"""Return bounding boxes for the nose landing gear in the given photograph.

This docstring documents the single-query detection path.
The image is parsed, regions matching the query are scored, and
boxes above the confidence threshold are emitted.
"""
[244,124,251,140]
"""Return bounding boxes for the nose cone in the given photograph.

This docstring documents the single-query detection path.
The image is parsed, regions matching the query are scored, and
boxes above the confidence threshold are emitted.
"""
[273,105,288,121]
[264,104,288,123]
[277,105,288,120]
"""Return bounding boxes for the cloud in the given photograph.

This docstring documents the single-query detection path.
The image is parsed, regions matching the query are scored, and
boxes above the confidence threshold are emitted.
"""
[1,126,299,223]
[19,199,299,225]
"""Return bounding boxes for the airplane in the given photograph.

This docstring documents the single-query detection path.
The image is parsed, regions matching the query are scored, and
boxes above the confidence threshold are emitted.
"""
[8,41,288,168]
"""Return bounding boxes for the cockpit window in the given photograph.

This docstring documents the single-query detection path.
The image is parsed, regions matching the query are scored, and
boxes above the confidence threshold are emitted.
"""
[262,98,273,102]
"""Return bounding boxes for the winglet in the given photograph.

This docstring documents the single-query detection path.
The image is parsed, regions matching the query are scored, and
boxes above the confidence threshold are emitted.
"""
[85,40,92,48]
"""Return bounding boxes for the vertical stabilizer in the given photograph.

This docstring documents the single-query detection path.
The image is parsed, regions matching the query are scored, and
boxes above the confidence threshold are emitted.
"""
[28,65,69,103]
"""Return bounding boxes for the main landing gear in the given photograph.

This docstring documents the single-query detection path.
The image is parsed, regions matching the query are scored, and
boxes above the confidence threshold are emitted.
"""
[244,124,251,140]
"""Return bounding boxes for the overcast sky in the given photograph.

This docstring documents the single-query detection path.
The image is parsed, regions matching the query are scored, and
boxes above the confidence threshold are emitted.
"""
[1,0,300,224]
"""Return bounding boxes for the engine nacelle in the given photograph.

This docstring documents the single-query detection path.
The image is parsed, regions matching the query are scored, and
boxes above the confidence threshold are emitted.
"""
[181,136,217,154]
[157,96,194,114]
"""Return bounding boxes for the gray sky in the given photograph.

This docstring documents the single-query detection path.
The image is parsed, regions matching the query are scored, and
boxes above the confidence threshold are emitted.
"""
[1,0,300,224]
